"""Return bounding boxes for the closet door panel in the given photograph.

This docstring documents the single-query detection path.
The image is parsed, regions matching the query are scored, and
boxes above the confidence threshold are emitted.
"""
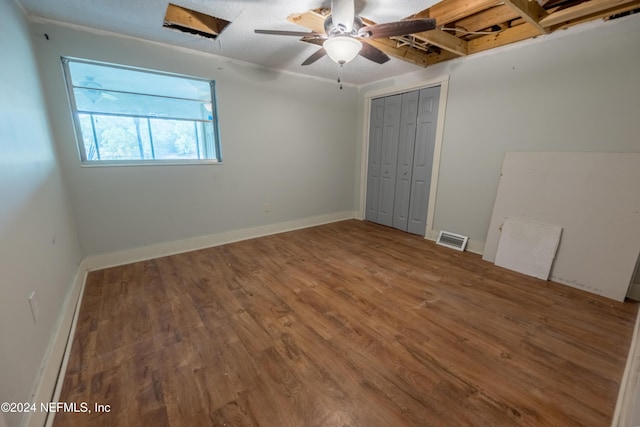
[407,86,440,236]
[376,94,402,227]
[365,98,385,222]
[392,91,419,231]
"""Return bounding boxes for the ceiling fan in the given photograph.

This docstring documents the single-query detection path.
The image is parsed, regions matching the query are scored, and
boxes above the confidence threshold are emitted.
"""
[254,0,436,67]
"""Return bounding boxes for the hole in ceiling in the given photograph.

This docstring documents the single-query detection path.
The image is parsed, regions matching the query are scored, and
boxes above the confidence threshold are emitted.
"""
[163,3,230,40]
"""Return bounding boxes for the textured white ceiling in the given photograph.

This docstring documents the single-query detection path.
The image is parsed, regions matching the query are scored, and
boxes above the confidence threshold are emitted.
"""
[17,0,441,86]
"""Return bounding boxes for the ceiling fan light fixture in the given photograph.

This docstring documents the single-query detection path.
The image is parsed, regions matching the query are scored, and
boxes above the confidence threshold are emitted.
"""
[323,36,362,64]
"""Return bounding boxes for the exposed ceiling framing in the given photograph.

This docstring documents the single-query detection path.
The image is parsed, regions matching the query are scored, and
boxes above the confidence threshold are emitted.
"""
[16,0,640,85]
[289,0,639,68]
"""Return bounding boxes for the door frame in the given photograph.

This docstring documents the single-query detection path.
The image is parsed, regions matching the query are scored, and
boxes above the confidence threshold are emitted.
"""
[358,75,450,240]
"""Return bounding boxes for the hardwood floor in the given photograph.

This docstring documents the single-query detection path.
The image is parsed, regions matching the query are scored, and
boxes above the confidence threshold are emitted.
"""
[53,220,638,426]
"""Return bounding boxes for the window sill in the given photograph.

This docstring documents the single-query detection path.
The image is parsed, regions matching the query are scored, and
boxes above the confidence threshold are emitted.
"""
[80,159,223,167]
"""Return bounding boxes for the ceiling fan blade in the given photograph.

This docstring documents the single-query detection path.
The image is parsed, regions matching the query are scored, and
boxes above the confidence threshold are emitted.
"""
[331,0,355,32]
[358,19,437,39]
[301,48,327,66]
[255,29,322,37]
[301,36,325,46]
[358,41,390,64]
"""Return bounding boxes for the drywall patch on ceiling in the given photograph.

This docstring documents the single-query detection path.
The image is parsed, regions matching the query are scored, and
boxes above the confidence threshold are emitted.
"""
[163,3,231,40]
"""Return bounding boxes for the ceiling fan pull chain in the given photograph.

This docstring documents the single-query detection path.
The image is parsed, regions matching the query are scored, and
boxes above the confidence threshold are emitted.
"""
[338,63,343,90]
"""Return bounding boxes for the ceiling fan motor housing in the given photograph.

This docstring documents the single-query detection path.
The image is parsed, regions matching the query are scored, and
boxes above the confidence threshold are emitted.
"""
[324,15,365,37]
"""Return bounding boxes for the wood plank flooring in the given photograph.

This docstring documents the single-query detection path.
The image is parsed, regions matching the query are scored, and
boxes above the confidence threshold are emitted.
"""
[53,220,638,426]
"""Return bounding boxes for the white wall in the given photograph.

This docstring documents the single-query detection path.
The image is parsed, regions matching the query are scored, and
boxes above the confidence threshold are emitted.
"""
[357,14,640,248]
[30,20,359,256]
[483,152,640,301]
[0,2,82,427]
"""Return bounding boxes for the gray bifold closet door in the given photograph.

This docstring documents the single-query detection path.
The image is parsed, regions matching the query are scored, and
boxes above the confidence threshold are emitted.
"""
[365,86,440,236]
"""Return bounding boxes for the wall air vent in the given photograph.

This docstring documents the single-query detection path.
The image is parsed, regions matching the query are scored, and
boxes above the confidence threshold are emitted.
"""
[436,231,469,251]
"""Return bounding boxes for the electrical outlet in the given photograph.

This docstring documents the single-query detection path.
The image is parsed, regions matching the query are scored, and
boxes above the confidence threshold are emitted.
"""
[263,202,270,213]
[28,291,39,323]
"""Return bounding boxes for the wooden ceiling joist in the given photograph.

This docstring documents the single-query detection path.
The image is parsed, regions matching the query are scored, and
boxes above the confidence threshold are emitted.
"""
[540,0,638,26]
[453,5,520,33]
[550,0,640,29]
[502,0,550,33]
[410,0,501,25]
[426,49,463,66]
[467,22,542,53]
[358,15,468,57]
[287,9,326,33]
[413,29,469,56]
[367,38,431,66]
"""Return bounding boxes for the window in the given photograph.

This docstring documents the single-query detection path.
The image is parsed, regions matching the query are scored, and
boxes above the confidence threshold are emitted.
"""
[62,58,221,165]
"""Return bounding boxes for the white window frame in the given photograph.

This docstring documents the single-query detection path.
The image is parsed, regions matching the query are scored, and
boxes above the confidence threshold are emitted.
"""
[62,57,222,166]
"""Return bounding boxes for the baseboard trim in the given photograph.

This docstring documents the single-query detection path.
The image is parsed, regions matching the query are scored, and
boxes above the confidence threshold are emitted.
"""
[23,262,87,427]
[83,211,357,271]
[42,259,91,427]
[465,239,485,255]
[24,212,355,427]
